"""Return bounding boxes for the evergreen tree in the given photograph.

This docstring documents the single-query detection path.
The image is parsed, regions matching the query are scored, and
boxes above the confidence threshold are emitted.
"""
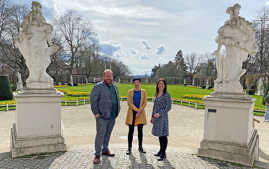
[175,50,187,72]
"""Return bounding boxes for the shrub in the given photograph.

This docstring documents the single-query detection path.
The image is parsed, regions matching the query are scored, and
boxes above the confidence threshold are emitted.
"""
[262,83,269,105]
[248,85,256,95]
[208,86,213,89]
[248,89,255,95]
[248,86,256,95]
[10,84,16,91]
[0,76,13,100]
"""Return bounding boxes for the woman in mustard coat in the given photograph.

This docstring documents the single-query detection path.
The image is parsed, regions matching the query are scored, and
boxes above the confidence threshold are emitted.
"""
[125,78,147,155]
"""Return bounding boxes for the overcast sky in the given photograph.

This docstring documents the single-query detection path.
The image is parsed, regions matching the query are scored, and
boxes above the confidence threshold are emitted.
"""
[11,0,269,75]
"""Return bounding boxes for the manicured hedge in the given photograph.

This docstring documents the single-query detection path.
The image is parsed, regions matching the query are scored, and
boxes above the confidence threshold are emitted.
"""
[0,76,13,100]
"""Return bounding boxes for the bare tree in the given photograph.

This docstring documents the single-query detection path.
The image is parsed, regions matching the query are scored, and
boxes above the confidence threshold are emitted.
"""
[0,0,10,39]
[0,2,29,85]
[251,7,269,93]
[54,11,93,85]
[184,53,200,74]
[82,43,98,79]
[110,59,130,80]
[47,32,67,84]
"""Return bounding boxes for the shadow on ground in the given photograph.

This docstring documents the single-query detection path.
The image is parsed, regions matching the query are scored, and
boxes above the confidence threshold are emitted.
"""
[255,148,269,169]
[0,148,268,169]
[0,151,64,169]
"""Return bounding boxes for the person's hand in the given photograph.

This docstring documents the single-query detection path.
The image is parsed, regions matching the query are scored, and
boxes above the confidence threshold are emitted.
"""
[95,113,101,118]
[151,118,154,124]
[136,113,140,117]
[154,113,160,118]
[138,108,143,114]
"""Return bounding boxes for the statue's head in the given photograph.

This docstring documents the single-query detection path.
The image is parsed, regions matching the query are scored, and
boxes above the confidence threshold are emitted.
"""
[226,3,241,18]
[233,4,241,16]
[32,1,42,12]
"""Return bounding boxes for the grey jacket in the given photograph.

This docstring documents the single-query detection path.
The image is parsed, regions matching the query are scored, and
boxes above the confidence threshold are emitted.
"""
[90,81,120,119]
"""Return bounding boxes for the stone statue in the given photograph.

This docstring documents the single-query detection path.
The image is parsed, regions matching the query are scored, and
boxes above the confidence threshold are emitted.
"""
[212,3,257,94]
[16,72,23,91]
[15,1,58,89]
[257,77,264,96]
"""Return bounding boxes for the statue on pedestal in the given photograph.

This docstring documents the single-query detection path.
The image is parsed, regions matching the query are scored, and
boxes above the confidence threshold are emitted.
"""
[213,3,257,94]
[199,4,259,166]
[15,1,59,89]
[11,1,66,159]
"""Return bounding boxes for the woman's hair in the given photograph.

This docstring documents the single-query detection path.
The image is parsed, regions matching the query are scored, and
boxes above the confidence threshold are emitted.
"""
[155,78,167,96]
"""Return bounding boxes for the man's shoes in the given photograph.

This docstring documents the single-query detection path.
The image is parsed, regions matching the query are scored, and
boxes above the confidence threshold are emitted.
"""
[126,149,131,155]
[138,147,146,153]
[157,154,166,161]
[154,151,161,157]
[102,150,115,157]
[93,156,101,164]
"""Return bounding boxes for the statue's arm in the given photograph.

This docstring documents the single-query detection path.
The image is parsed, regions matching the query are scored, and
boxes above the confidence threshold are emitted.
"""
[46,45,59,56]
[213,37,222,56]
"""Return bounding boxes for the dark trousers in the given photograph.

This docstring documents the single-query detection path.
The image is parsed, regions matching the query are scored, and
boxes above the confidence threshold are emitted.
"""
[95,118,115,156]
[128,111,143,149]
[159,136,168,155]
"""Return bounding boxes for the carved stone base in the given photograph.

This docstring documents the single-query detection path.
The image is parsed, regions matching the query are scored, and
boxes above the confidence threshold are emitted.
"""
[198,94,259,166]
[199,129,259,166]
[11,124,66,158]
[22,88,58,94]
[11,88,66,158]
[26,80,53,89]
[214,80,244,94]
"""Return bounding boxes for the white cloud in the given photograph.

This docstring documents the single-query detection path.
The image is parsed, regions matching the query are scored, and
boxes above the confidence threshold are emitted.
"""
[28,0,268,74]
[47,0,176,20]
[99,41,121,57]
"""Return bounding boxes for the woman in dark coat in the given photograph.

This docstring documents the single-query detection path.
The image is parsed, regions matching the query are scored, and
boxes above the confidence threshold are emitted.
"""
[151,78,171,161]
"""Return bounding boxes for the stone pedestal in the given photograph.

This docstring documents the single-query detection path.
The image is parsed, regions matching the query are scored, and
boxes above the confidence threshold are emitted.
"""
[198,93,259,166]
[11,88,66,158]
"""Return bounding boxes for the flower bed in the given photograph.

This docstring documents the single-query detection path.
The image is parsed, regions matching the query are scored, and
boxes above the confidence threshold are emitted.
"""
[54,85,67,88]
[0,100,16,105]
[57,89,90,96]
[183,94,208,100]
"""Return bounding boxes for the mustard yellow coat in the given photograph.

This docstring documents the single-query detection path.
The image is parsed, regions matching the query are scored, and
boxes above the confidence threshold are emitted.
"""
[125,89,147,126]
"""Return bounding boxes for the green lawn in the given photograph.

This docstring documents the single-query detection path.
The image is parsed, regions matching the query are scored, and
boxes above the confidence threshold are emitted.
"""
[60,83,213,98]
[57,83,264,109]
[0,84,266,116]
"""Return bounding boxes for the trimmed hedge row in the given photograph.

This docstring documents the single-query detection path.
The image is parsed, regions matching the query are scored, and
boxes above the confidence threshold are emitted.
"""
[0,76,13,100]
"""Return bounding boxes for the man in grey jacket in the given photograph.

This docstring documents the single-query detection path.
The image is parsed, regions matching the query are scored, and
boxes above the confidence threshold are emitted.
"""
[90,69,120,164]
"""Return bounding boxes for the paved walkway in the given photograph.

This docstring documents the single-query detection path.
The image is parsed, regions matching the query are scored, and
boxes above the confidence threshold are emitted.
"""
[0,144,259,169]
[0,102,268,168]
